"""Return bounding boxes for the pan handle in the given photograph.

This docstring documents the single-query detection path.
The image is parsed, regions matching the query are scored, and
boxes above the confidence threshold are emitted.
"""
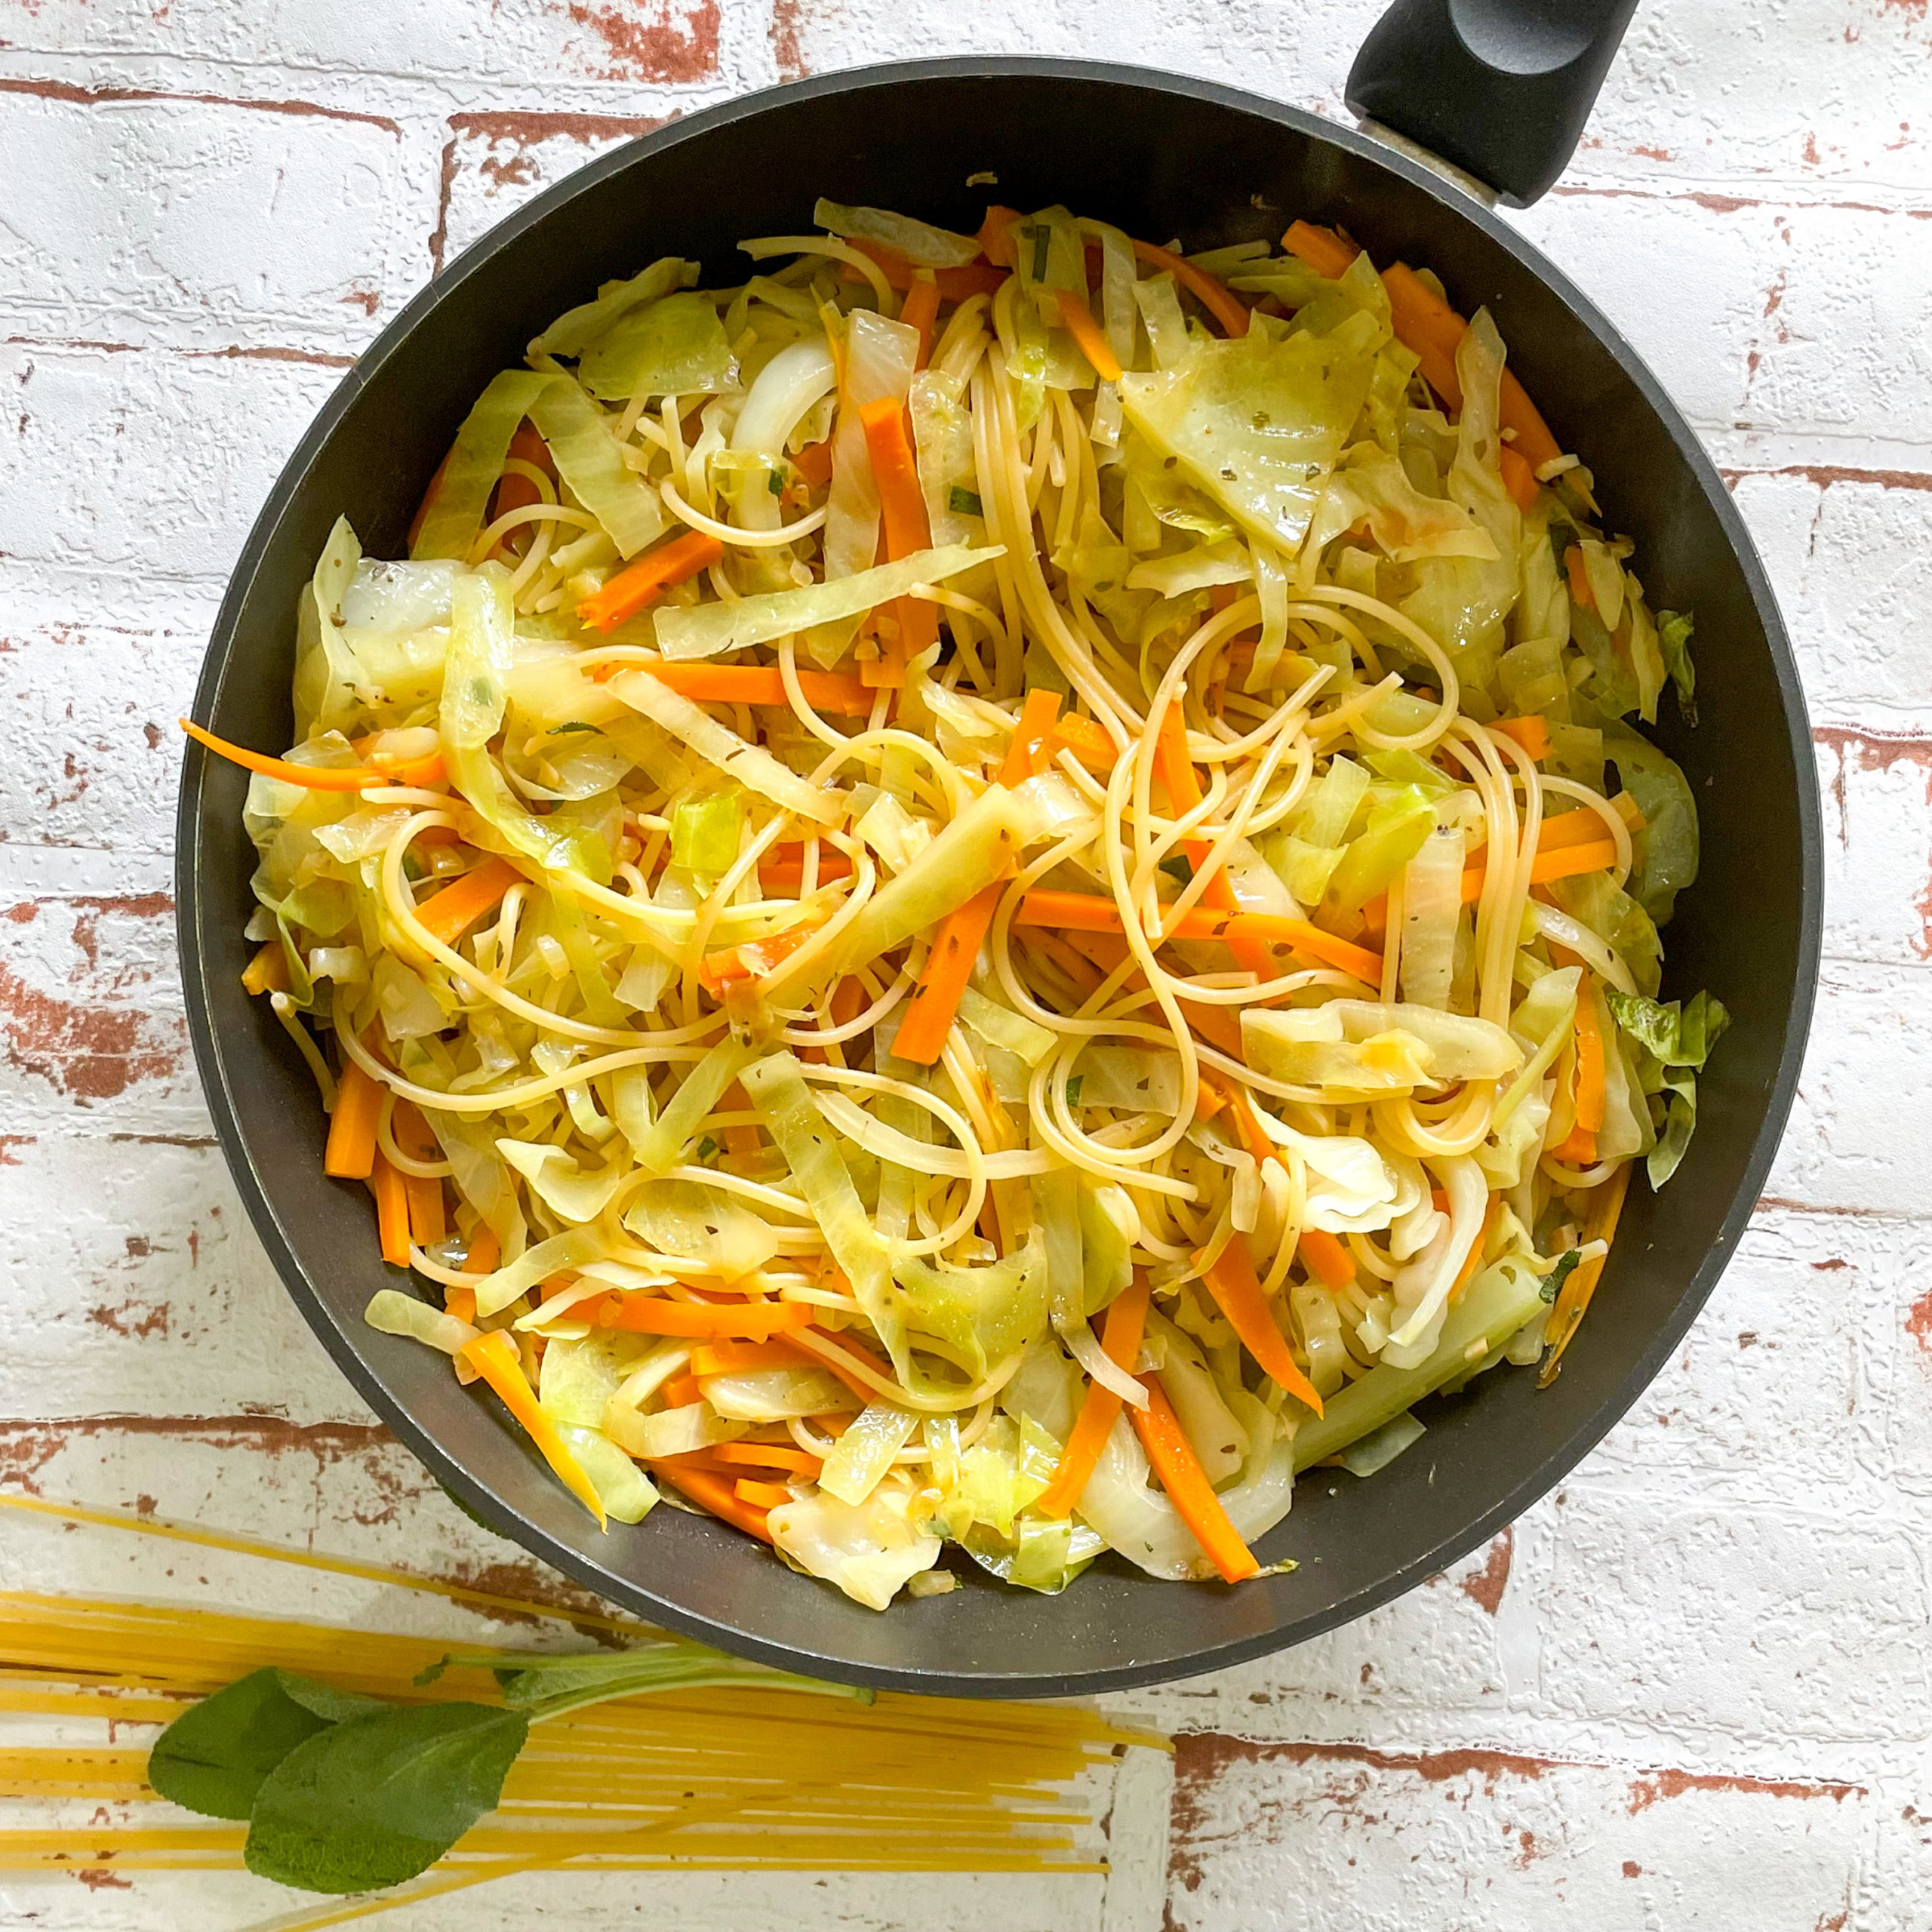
[1346,0,1639,208]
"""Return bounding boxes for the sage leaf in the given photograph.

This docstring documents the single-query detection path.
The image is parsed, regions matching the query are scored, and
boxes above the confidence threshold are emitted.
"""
[147,1669,344,1820]
[244,1701,528,1894]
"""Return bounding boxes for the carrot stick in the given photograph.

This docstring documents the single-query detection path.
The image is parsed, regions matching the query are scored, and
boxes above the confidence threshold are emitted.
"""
[843,237,1006,302]
[1281,220,1360,280]
[460,1328,608,1528]
[1015,889,1385,986]
[1198,1235,1325,1415]
[415,856,521,946]
[180,720,398,795]
[577,529,723,634]
[660,1371,703,1410]
[791,438,834,491]
[1552,983,1607,1164]
[460,1226,499,1279]
[900,272,942,371]
[858,395,938,683]
[593,1297,814,1339]
[1054,288,1123,382]
[370,1155,411,1266]
[1130,1374,1260,1583]
[1364,835,1623,936]
[1537,795,1642,851]
[977,206,1023,268]
[1450,1195,1503,1303]
[1491,715,1551,761]
[1047,712,1119,773]
[893,687,1063,1066]
[404,1171,446,1248]
[1500,445,1540,509]
[620,663,875,715]
[709,1441,823,1476]
[1298,1228,1357,1290]
[734,1477,795,1509]
[1564,544,1595,611]
[1152,707,1273,977]
[1037,1273,1152,1518]
[325,1062,383,1180]
[1538,1160,1632,1384]
[1382,263,1561,469]
[697,912,829,994]
[758,848,854,894]
[491,420,555,521]
[241,943,289,997]
[648,1458,773,1542]
[1131,238,1251,337]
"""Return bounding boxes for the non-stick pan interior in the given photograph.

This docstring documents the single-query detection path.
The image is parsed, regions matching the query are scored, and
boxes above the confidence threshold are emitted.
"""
[178,61,1819,1694]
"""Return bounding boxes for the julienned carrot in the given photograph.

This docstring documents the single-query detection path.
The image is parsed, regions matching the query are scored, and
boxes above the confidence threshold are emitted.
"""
[698,912,829,994]
[708,1440,824,1476]
[1382,263,1562,470]
[461,1225,499,1279]
[977,206,1022,268]
[1047,712,1119,773]
[404,1171,446,1248]
[1298,1227,1357,1290]
[858,395,938,683]
[792,438,834,491]
[1450,1195,1503,1303]
[1054,288,1123,383]
[1491,715,1551,761]
[758,848,855,895]
[1015,889,1385,986]
[842,237,1007,303]
[578,529,724,634]
[1363,834,1624,937]
[1198,1235,1325,1415]
[369,1155,411,1266]
[628,663,875,715]
[460,1328,608,1528]
[491,420,556,520]
[661,1371,704,1410]
[648,1458,774,1542]
[1154,709,1273,976]
[325,1061,383,1180]
[901,273,942,371]
[241,943,289,997]
[593,1297,814,1339]
[893,687,1063,1066]
[1552,982,1607,1165]
[1499,445,1540,509]
[1564,545,1594,611]
[1538,795,1642,851]
[1037,1272,1152,1518]
[734,1477,795,1509]
[1538,1160,1632,1386]
[414,856,521,946]
[1281,220,1360,281]
[1131,238,1251,337]
[182,720,401,795]
[1129,1375,1260,1585]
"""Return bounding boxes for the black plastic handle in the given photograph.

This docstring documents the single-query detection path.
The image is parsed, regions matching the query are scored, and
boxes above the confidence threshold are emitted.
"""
[1346,0,1639,208]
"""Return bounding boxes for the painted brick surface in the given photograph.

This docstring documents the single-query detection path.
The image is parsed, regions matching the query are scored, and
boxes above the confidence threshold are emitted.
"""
[0,0,1927,1924]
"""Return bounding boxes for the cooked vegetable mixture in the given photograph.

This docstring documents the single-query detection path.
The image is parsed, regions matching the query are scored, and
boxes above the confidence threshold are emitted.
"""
[196,198,1723,1608]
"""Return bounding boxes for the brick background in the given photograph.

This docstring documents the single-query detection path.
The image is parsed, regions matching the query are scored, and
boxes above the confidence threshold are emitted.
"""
[1,0,1928,1925]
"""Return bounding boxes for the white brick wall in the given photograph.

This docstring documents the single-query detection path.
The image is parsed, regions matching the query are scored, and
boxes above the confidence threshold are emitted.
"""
[1,0,1928,1924]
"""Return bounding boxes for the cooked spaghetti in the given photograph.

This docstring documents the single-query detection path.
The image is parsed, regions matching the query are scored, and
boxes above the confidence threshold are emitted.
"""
[196,198,1724,1608]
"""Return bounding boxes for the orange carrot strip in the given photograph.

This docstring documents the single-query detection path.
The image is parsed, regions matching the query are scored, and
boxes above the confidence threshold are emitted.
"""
[1054,288,1123,383]
[840,237,1005,301]
[624,662,875,715]
[1131,238,1251,337]
[1524,839,1620,890]
[414,856,521,946]
[404,1171,446,1249]
[697,912,829,995]
[1298,1228,1357,1290]
[325,1062,383,1181]
[900,272,942,371]
[577,530,724,634]
[893,687,1063,1066]
[1538,1161,1632,1383]
[691,1336,801,1376]
[1564,544,1595,611]
[1450,1195,1503,1303]
[660,1372,703,1410]
[445,1284,478,1326]
[1129,1374,1260,1584]
[594,1297,814,1339]
[1047,712,1119,774]
[181,720,394,794]
[977,205,1022,268]
[792,438,834,491]
[1552,983,1607,1166]
[491,420,555,520]
[370,1155,412,1266]
[648,1458,772,1542]
[1382,263,1562,470]
[242,943,289,997]
[1037,1272,1152,1518]
[1015,889,1384,986]
[733,1477,794,1509]
[859,395,938,682]
[461,1328,607,1527]
[1198,1236,1325,1415]
[709,1441,823,1477]
[1538,796,1642,851]
[461,1226,499,1279]
[1500,445,1540,509]
[1152,707,1273,977]
[1281,220,1360,280]
[1491,714,1551,761]
[758,847,854,894]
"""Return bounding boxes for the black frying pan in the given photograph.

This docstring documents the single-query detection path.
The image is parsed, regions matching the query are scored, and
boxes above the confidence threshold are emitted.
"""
[175,16,1821,1696]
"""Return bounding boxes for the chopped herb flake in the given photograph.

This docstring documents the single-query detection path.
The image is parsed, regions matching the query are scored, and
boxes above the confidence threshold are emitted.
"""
[1540,1249,1582,1305]
[949,486,984,517]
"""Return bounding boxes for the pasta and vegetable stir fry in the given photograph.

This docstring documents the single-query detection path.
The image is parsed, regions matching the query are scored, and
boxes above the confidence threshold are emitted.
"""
[201,198,1724,1609]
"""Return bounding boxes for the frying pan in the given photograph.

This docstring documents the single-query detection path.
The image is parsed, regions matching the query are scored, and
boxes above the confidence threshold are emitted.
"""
[175,9,1821,1695]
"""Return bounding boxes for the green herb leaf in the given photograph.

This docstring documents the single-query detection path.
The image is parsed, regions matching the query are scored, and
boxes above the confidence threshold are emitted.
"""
[1063,1075,1084,1108]
[244,1702,528,1895]
[1158,854,1194,885]
[1030,223,1050,284]
[696,1135,719,1161]
[949,486,983,517]
[547,719,598,736]
[146,1669,340,1821]
[1540,1249,1583,1305]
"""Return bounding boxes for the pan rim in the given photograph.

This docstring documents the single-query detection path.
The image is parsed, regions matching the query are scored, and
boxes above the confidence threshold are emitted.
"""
[175,54,1823,1697]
